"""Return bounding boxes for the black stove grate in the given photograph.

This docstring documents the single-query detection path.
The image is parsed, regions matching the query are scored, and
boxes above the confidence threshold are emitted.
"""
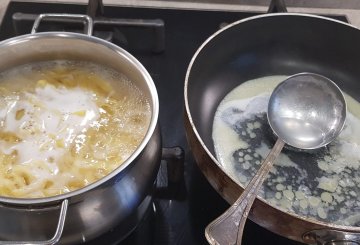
[0,2,349,244]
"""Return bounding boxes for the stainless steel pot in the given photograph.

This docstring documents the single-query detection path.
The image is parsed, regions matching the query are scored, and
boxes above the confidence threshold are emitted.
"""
[0,14,161,245]
[184,13,360,244]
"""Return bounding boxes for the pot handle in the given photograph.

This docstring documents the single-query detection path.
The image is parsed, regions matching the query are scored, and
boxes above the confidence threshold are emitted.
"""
[0,199,69,245]
[303,229,360,245]
[31,13,93,36]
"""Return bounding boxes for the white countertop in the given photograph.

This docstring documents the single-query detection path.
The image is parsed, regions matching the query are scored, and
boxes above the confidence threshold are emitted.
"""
[2,0,360,28]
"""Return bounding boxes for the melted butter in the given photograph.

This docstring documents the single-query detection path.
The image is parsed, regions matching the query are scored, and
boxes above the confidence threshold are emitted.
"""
[213,75,360,226]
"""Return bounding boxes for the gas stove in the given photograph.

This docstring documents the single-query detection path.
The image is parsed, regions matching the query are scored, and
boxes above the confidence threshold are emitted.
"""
[0,1,350,244]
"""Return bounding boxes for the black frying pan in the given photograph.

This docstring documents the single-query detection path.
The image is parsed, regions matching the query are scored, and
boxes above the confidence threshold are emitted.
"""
[184,13,360,244]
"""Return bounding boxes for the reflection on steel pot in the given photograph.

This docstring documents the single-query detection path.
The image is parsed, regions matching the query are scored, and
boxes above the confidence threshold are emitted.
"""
[184,13,360,244]
[0,14,161,244]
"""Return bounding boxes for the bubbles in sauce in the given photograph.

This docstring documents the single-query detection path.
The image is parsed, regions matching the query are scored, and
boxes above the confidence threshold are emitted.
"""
[212,76,360,226]
[0,60,151,198]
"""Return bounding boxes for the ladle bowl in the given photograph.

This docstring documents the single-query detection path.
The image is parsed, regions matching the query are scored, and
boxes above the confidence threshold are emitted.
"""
[268,73,346,149]
[205,72,347,245]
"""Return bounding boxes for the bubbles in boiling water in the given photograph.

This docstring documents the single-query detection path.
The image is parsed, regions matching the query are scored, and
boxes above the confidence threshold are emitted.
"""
[0,60,151,198]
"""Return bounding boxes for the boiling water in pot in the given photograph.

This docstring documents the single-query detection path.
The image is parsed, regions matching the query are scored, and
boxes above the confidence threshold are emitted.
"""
[0,60,151,198]
[213,76,360,226]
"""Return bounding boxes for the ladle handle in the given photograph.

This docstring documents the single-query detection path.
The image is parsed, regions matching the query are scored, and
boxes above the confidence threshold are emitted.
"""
[205,138,285,245]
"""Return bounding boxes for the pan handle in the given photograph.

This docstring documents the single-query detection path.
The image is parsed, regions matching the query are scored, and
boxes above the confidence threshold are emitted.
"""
[31,13,93,36]
[303,229,360,245]
[0,199,69,245]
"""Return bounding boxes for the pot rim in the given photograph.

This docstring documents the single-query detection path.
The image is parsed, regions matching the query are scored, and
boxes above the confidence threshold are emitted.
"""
[184,12,360,231]
[0,31,159,205]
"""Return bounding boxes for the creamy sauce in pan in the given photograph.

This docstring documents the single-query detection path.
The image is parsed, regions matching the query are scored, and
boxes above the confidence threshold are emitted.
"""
[213,76,360,226]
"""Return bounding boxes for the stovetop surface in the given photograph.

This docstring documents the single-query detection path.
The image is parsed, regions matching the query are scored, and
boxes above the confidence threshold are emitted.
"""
[0,2,348,244]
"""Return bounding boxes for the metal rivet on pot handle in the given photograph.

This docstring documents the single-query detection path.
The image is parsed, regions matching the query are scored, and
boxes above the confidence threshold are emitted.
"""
[0,199,69,245]
[31,13,93,36]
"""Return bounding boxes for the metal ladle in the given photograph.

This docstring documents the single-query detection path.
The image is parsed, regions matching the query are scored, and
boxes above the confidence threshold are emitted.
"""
[205,72,347,245]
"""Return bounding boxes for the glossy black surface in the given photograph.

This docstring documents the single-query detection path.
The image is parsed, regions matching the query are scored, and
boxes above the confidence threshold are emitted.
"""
[0,2,348,244]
